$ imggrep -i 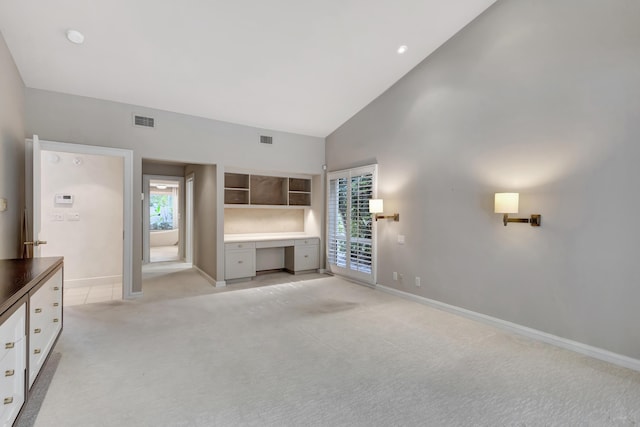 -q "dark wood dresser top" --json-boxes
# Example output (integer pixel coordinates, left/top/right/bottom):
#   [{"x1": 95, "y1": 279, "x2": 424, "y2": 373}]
[{"x1": 0, "y1": 257, "x2": 63, "y2": 313}]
